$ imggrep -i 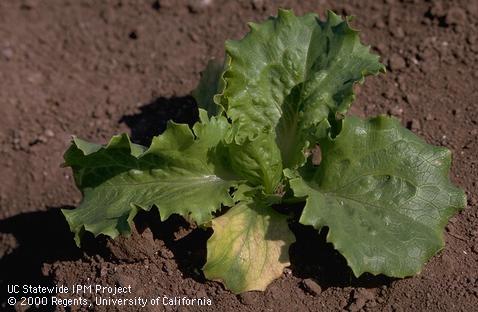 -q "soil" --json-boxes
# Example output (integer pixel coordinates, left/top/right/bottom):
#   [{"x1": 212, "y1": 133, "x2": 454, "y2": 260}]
[{"x1": 0, "y1": 0, "x2": 477, "y2": 311}]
